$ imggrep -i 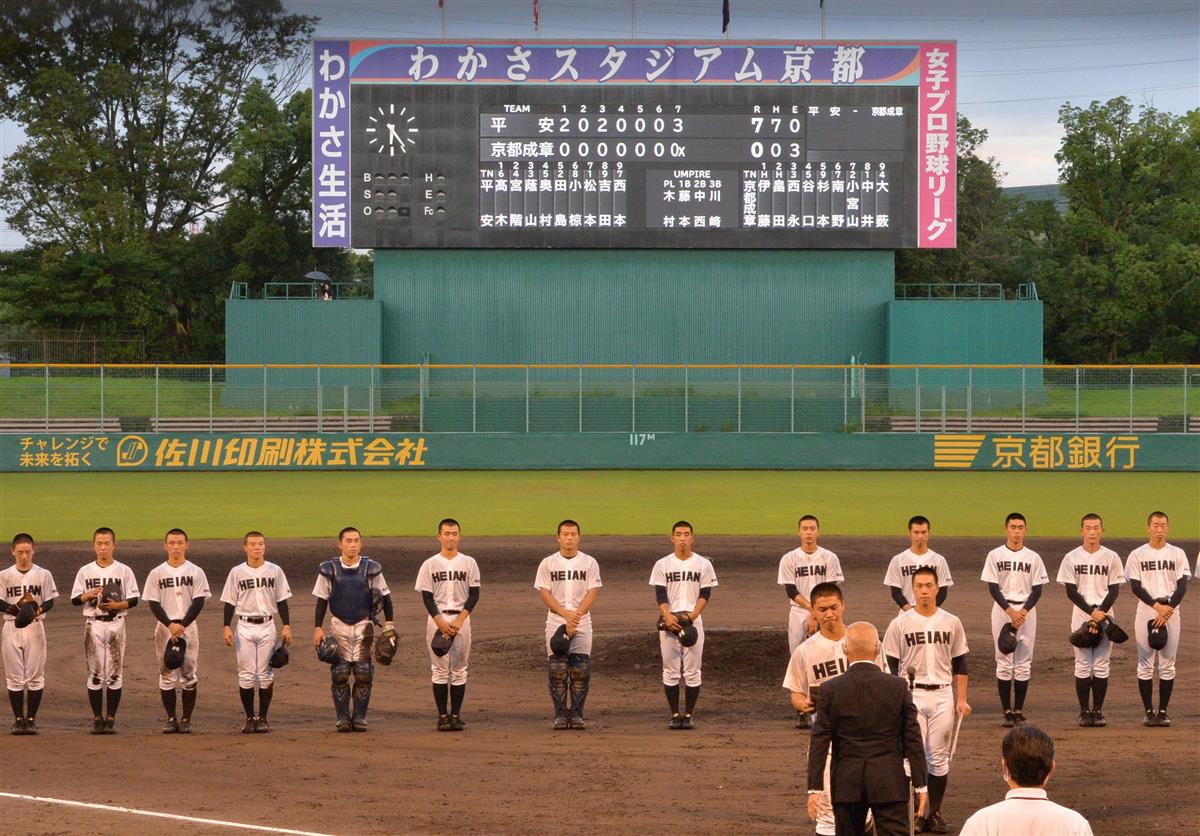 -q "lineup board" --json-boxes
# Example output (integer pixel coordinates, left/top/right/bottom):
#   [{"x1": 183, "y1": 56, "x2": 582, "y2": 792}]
[{"x1": 313, "y1": 41, "x2": 956, "y2": 249}]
